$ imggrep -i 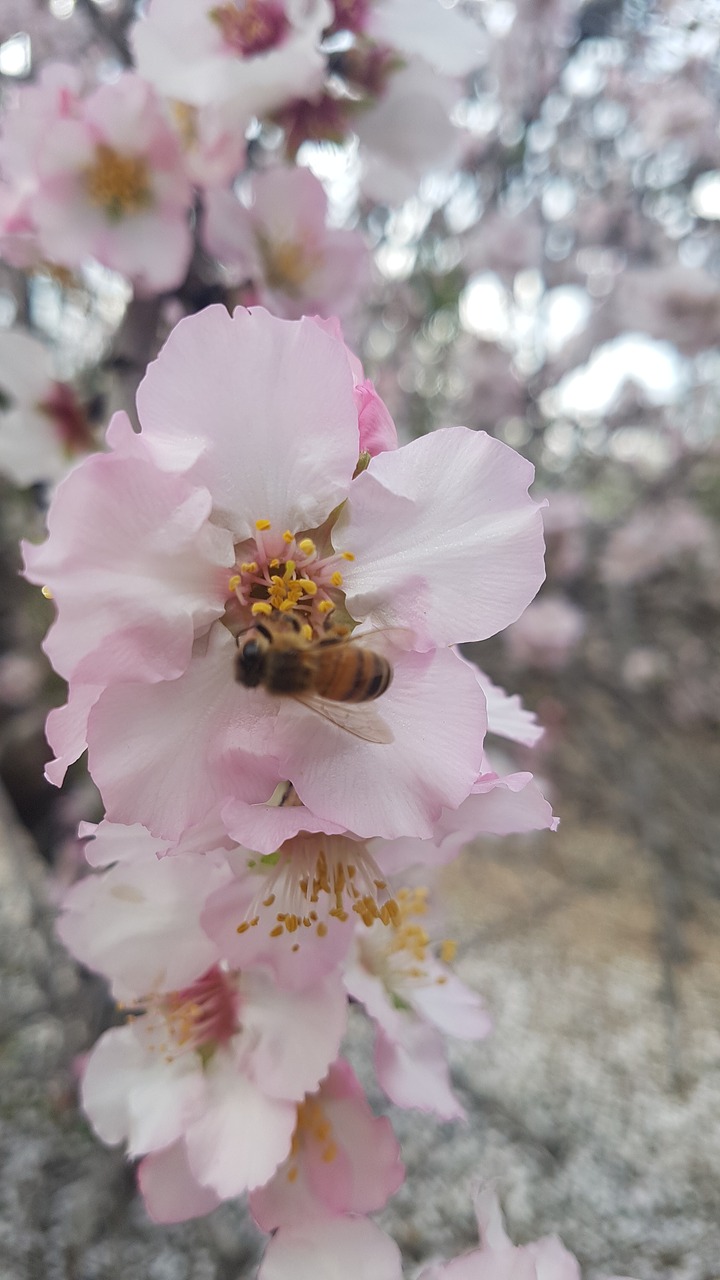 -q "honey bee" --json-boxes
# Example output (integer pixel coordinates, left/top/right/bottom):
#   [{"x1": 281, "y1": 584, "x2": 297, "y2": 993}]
[{"x1": 235, "y1": 612, "x2": 395, "y2": 744}]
